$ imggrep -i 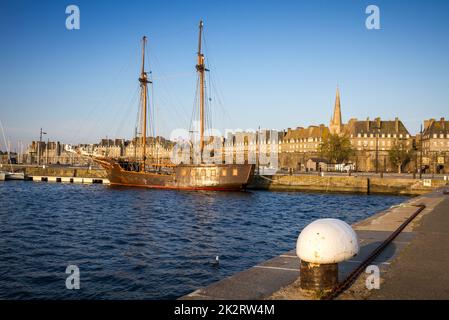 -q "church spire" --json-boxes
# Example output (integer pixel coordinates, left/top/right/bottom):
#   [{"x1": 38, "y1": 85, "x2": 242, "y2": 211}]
[{"x1": 330, "y1": 86, "x2": 343, "y2": 134}]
